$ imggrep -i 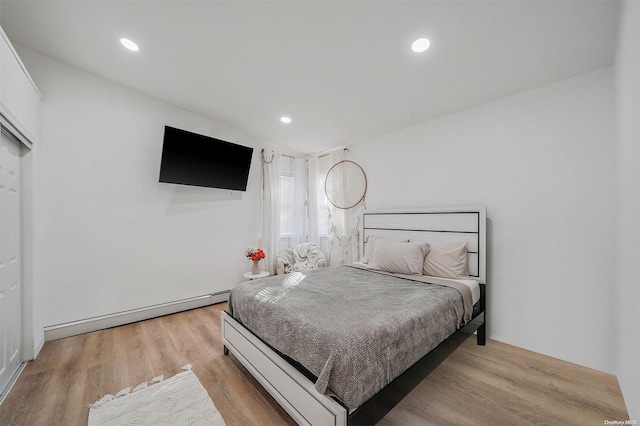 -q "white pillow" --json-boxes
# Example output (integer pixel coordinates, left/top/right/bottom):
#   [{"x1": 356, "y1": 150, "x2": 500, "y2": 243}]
[
  {"x1": 423, "y1": 242, "x2": 469, "y2": 278},
  {"x1": 369, "y1": 240, "x2": 430, "y2": 275},
  {"x1": 362, "y1": 236, "x2": 409, "y2": 264}
]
